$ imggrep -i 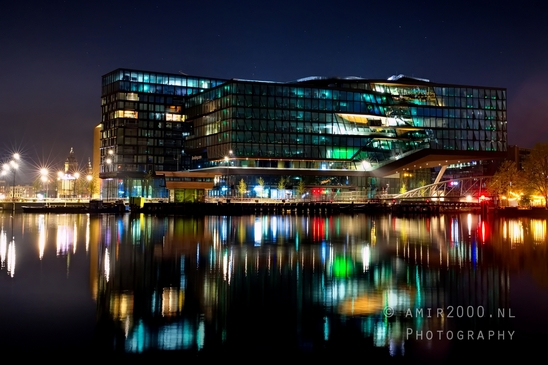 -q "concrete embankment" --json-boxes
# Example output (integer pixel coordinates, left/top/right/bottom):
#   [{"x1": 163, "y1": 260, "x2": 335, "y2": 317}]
[
  {"x1": 132, "y1": 201, "x2": 391, "y2": 215},
  {"x1": 130, "y1": 201, "x2": 449, "y2": 216}
]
